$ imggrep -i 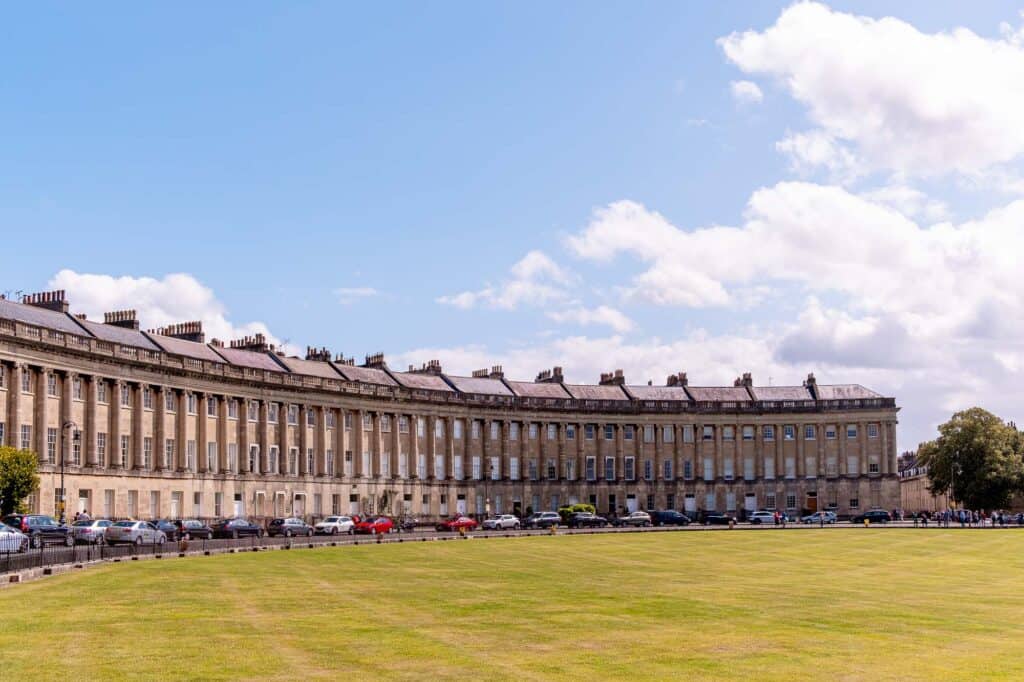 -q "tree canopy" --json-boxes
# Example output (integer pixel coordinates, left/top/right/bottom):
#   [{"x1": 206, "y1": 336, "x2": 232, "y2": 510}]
[
  {"x1": 0, "y1": 446, "x2": 40, "y2": 515},
  {"x1": 916, "y1": 407, "x2": 1024, "y2": 510}
]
